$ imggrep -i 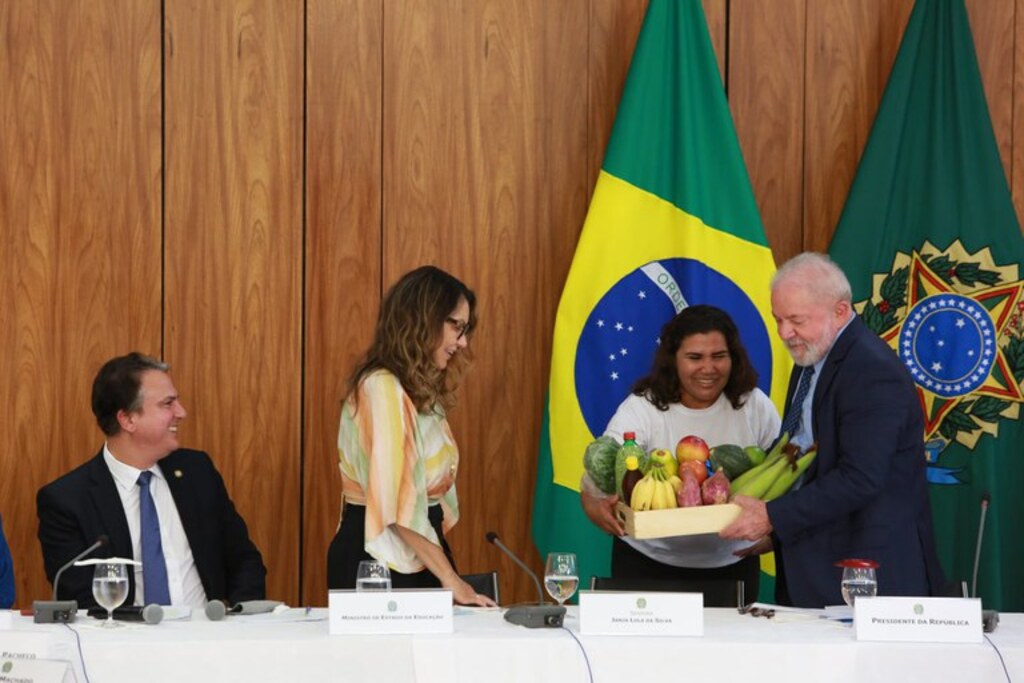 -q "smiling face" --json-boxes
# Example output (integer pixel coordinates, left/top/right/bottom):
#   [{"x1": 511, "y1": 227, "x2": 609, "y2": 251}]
[
  {"x1": 433, "y1": 296, "x2": 471, "y2": 370},
  {"x1": 674, "y1": 331, "x2": 731, "y2": 409},
  {"x1": 772, "y1": 278, "x2": 850, "y2": 366},
  {"x1": 117, "y1": 370, "x2": 187, "y2": 465}
]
